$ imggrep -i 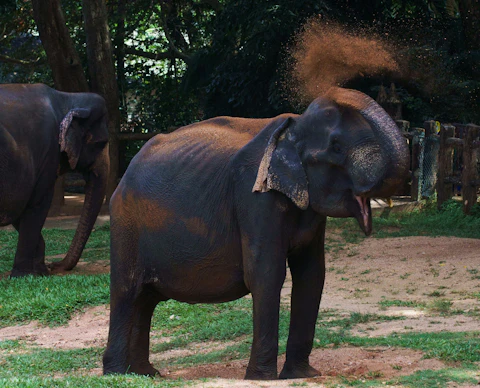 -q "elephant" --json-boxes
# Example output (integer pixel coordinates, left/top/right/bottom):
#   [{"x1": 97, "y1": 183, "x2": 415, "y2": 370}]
[
  {"x1": 0, "y1": 83, "x2": 109, "y2": 277},
  {"x1": 103, "y1": 87, "x2": 409, "y2": 379}
]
